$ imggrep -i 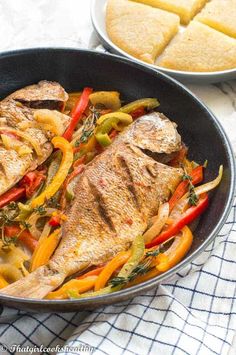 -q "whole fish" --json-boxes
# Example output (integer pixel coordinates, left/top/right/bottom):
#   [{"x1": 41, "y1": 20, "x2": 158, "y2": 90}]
[
  {"x1": 1, "y1": 112, "x2": 183, "y2": 299},
  {"x1": 0, "y1": 81, "x2": 69, "y2": 196}
]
